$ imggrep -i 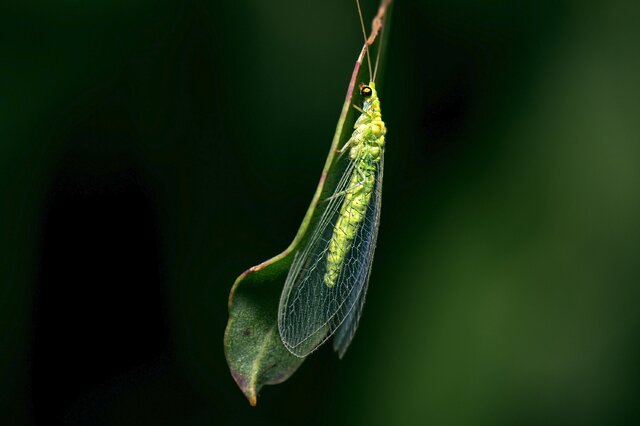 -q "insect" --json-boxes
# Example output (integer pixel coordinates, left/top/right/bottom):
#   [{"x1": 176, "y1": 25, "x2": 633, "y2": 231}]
[{"x1": 278, "y1": 0, "x2": 388, "y2": 358}]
